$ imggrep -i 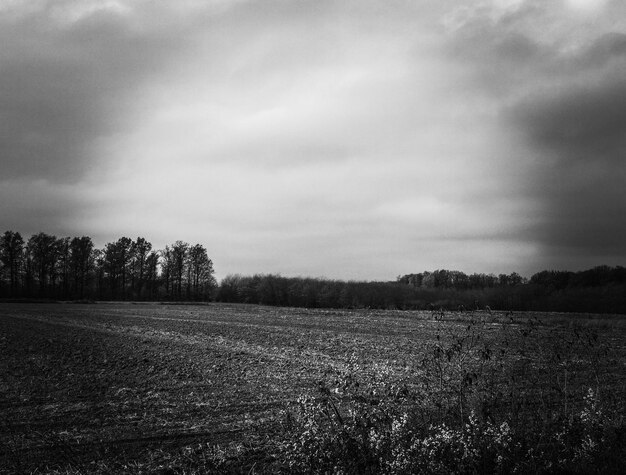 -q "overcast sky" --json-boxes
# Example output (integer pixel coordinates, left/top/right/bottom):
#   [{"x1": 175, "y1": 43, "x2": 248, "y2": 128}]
[{"x1": 1, "y1": 0, "x2": 625, "y2": 280}]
